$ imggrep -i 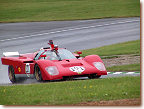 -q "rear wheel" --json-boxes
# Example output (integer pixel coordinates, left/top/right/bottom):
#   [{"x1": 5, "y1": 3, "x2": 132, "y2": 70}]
[
  {"x1": 34, "y1": 64, "x2": 43, "y2": 81},
  {"x1": 88, "y1": 74, "x2": 101, "y2": 79},
  {"x1": 8, "y1": 66, "x2": 16, "y2": 83}
]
